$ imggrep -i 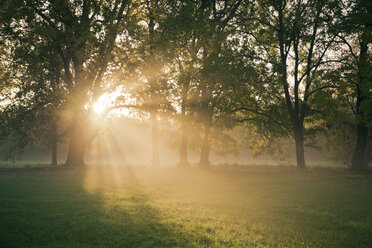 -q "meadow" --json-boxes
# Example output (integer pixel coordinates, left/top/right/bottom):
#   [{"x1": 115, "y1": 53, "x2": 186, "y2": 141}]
[{"x1": 1, "y1": 165, "x2": 372, "y2": 248}]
